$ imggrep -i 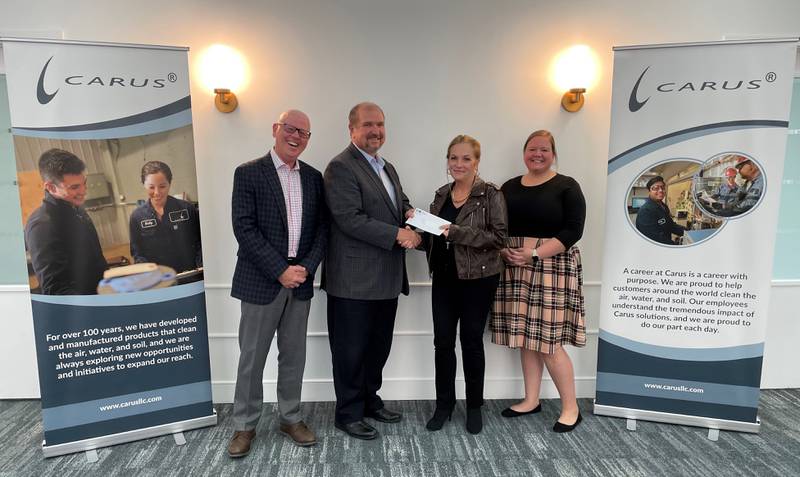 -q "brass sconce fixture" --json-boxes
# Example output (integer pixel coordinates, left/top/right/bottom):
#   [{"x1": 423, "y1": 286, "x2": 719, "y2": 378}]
[
  {"x1": 214, "y1": 88, "x2": 238, "y2": 113},
  {"x1": 551, "y1": 45, "x2": 599, "y2": 113},
  {"x1": 561, "y1": 88, "x2": 586, "y2": 113},
  {"x1": 198, "y1": 44, "x2": 248, "y2": 114}
]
